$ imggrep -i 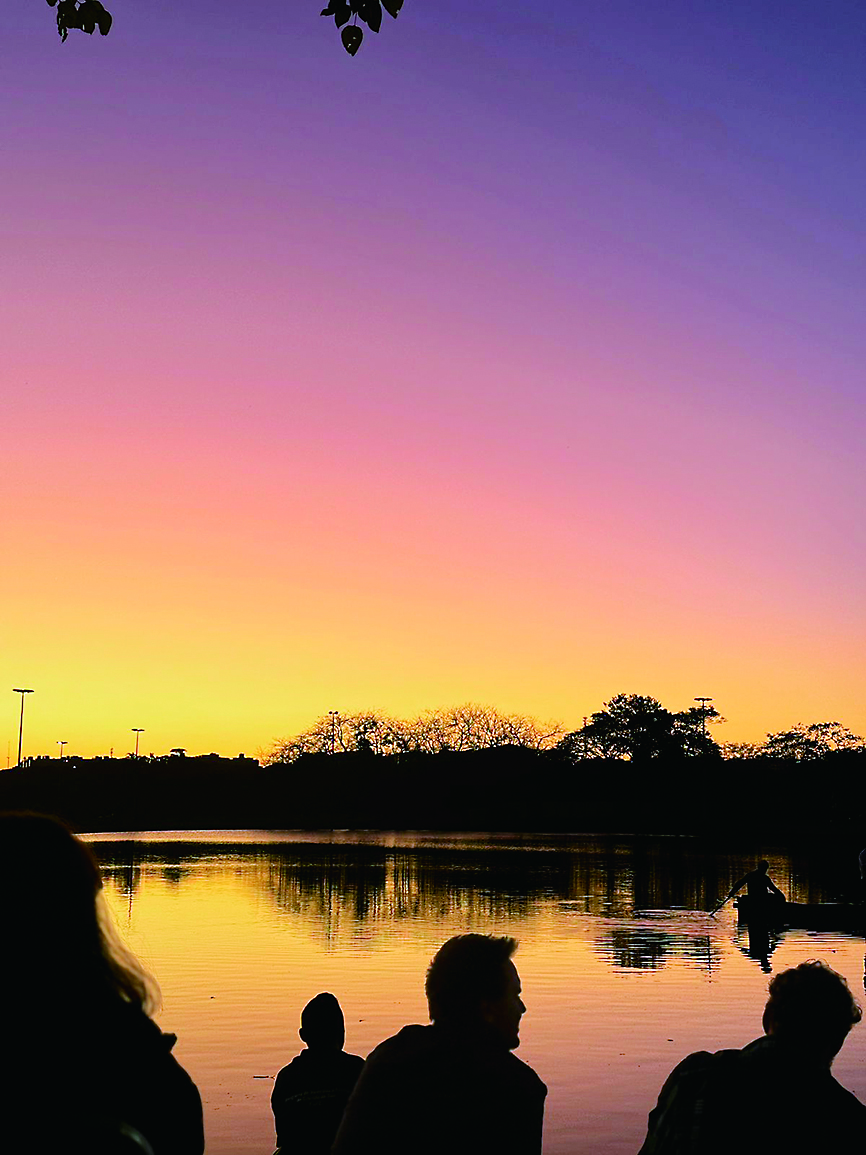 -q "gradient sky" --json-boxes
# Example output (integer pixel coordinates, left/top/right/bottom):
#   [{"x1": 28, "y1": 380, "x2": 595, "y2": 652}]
[{"x1": 3, "y1": 0, "x2": 865, "y2": 758}]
